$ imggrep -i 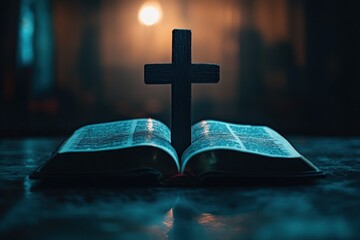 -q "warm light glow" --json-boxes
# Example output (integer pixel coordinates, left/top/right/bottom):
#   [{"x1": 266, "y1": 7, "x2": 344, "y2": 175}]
[
  {"x1": 162, "y1": 208, "x2": 174, "y2": 228},
  {"x1": 197, "y1": 213, "x2": 225, "y2": 229},
  {"x1": 138, "y1": 1, "x2": 162, "y2": 26},
  {"x1": 201, "y1": 120, "x2": 210, "y2": 136},
  {"x1": 147, "y1": 118, "x2": 154, "y2": 132}
]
